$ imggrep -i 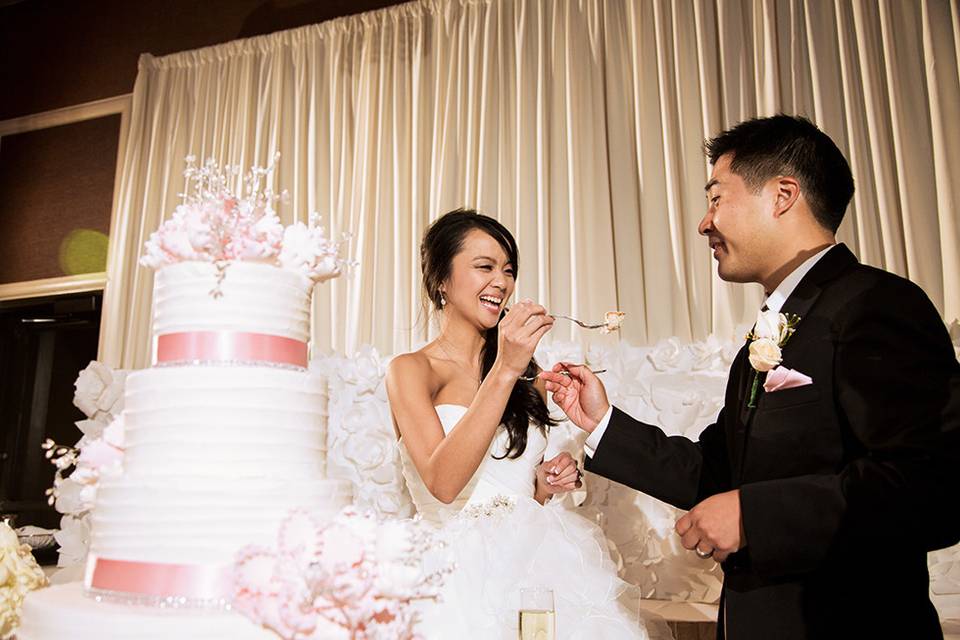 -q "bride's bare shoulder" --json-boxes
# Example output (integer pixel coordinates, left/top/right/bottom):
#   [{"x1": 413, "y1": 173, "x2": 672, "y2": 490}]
[{"x1": 386, "y1": 348, "x2": 441, "y2": 397}]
